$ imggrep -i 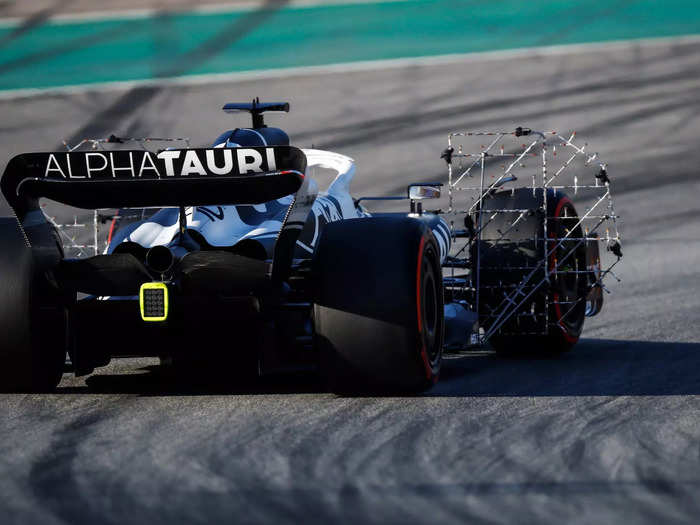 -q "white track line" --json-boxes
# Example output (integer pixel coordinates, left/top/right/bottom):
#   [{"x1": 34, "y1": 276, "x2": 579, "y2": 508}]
[{"x1": 1, "y1": 33, "x2": 699, "y2": 101}]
